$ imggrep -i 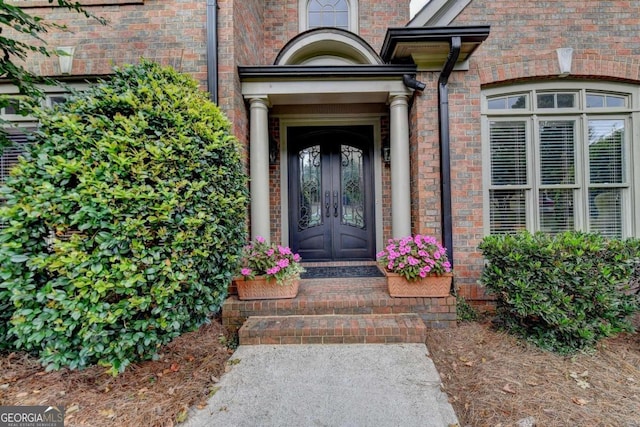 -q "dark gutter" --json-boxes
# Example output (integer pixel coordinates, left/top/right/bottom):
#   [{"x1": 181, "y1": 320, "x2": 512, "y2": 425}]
[
  {"x1": 438, "y1": 36, "x2": 461, "y2": 266},
  {"x1": 239, "y1": 64, "x2": 417, "y2": 80},
  {"x1": 206, "y1": 0, "x2": 218, "y2": 104}
]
